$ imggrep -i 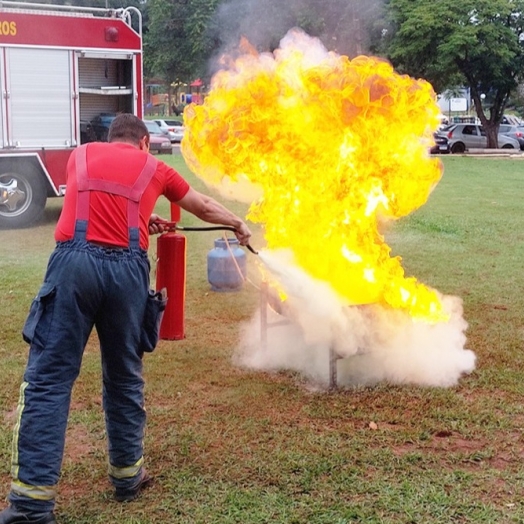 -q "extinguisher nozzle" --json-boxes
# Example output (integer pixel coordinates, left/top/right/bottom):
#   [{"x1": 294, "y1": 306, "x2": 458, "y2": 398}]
[{"x1": 246, "y1": 244, "x2": 258, "y2": 255}]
